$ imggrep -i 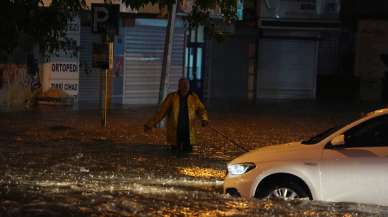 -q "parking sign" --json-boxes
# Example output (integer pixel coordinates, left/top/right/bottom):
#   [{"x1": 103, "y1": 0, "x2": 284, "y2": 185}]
[{"x1": 92, "y1": 4, "x2": 119, "y2": 35}]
